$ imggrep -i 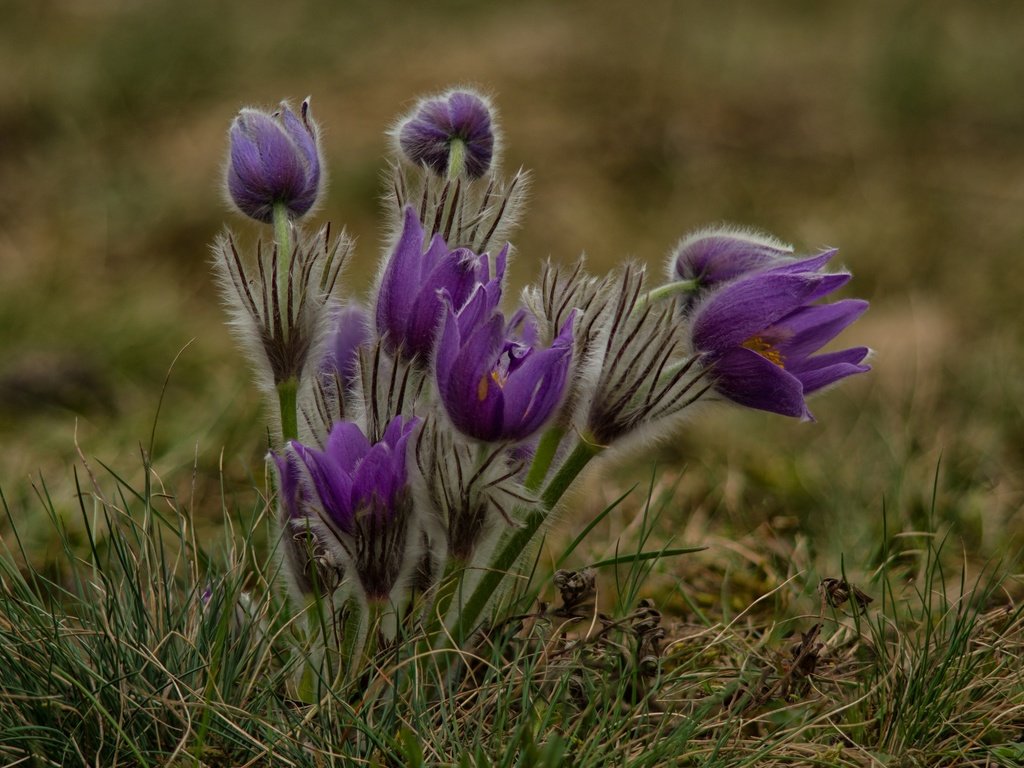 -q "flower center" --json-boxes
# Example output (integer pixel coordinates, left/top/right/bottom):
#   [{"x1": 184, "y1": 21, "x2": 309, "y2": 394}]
[{"x1": 742, "y1": 335, "x2": 785, "y2": 367}]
